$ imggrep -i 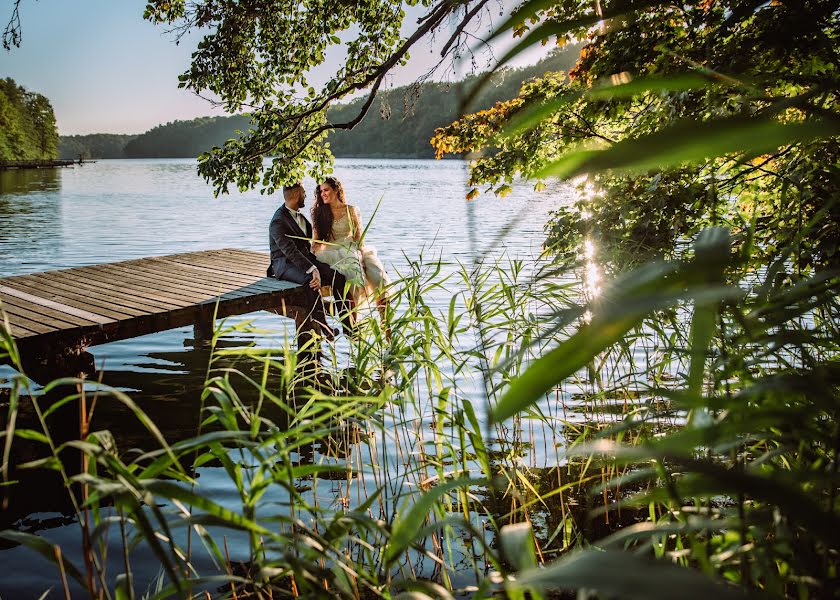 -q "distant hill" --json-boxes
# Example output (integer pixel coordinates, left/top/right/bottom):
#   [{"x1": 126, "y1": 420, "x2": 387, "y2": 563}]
[
  {"x1": 123, "y1": 115, "x2": 251, "y2": 158},
  {"x1": 58, "y1": 46, "x2": 582, "y2": 160},
  {"x1": 327, "y1": 46, "x2": 583, "y2": 158},
  {"x1": 59, "y1": 134, "x2": 137, "y2": 159}
]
